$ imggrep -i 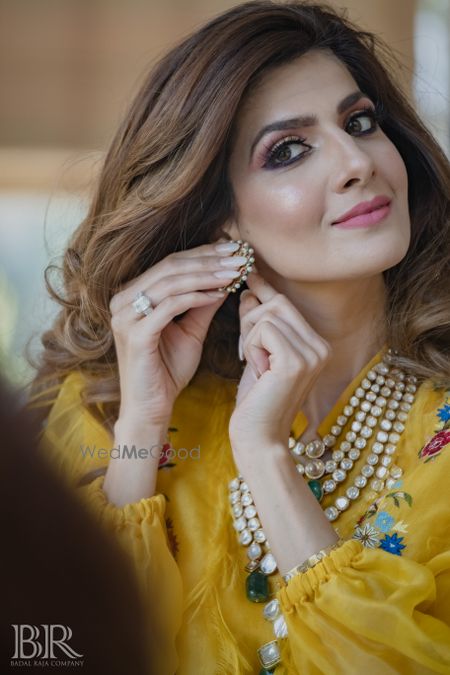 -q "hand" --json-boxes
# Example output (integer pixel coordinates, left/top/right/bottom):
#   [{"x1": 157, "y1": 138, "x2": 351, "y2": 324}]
[
  {"x1": 229, "y1": 270, "x2": 331, "y2": 455},
  {"x1": 109, "y1": 239, "x2": 245, "y2": 426}
]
